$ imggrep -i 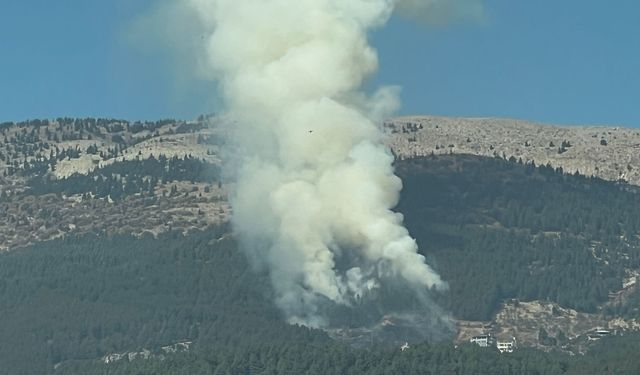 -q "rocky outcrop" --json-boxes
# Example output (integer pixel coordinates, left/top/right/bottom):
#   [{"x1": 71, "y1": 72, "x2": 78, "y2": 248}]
[{"x1": 386, "y1": 116, "x2": 640, "y2": 186}]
